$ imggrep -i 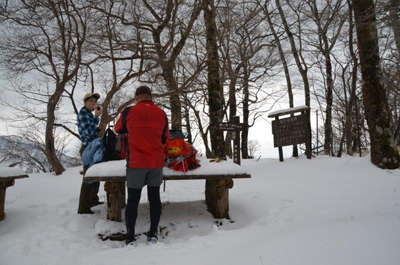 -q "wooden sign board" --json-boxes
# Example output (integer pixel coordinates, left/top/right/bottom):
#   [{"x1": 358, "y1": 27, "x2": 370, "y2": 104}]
[
  {"x1": 268, "y1": 106, "x2": 312, "y2": 161},
  {"x1": 272, "y1": 115, "x2": 308, "y2": 147}
]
